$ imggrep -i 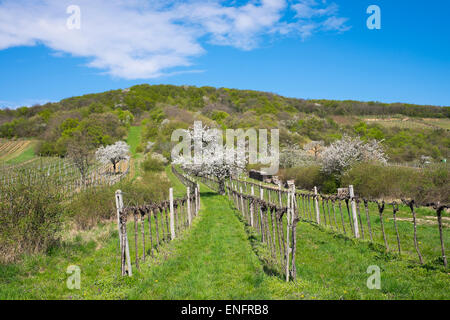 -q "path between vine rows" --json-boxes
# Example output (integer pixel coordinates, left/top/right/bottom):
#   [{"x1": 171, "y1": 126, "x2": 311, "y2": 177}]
[
  {"x1": 127, "y1": 182, "x2": 450, "y2": 300},
  {"x1": 129, "y1": 187, "x2": 277, "y2": 299}
]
